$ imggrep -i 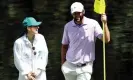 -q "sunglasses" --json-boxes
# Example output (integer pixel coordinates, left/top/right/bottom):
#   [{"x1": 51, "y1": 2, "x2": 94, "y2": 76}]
[{"x1": 32, "y1": 47, "x2": 36, "y2": 55}]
